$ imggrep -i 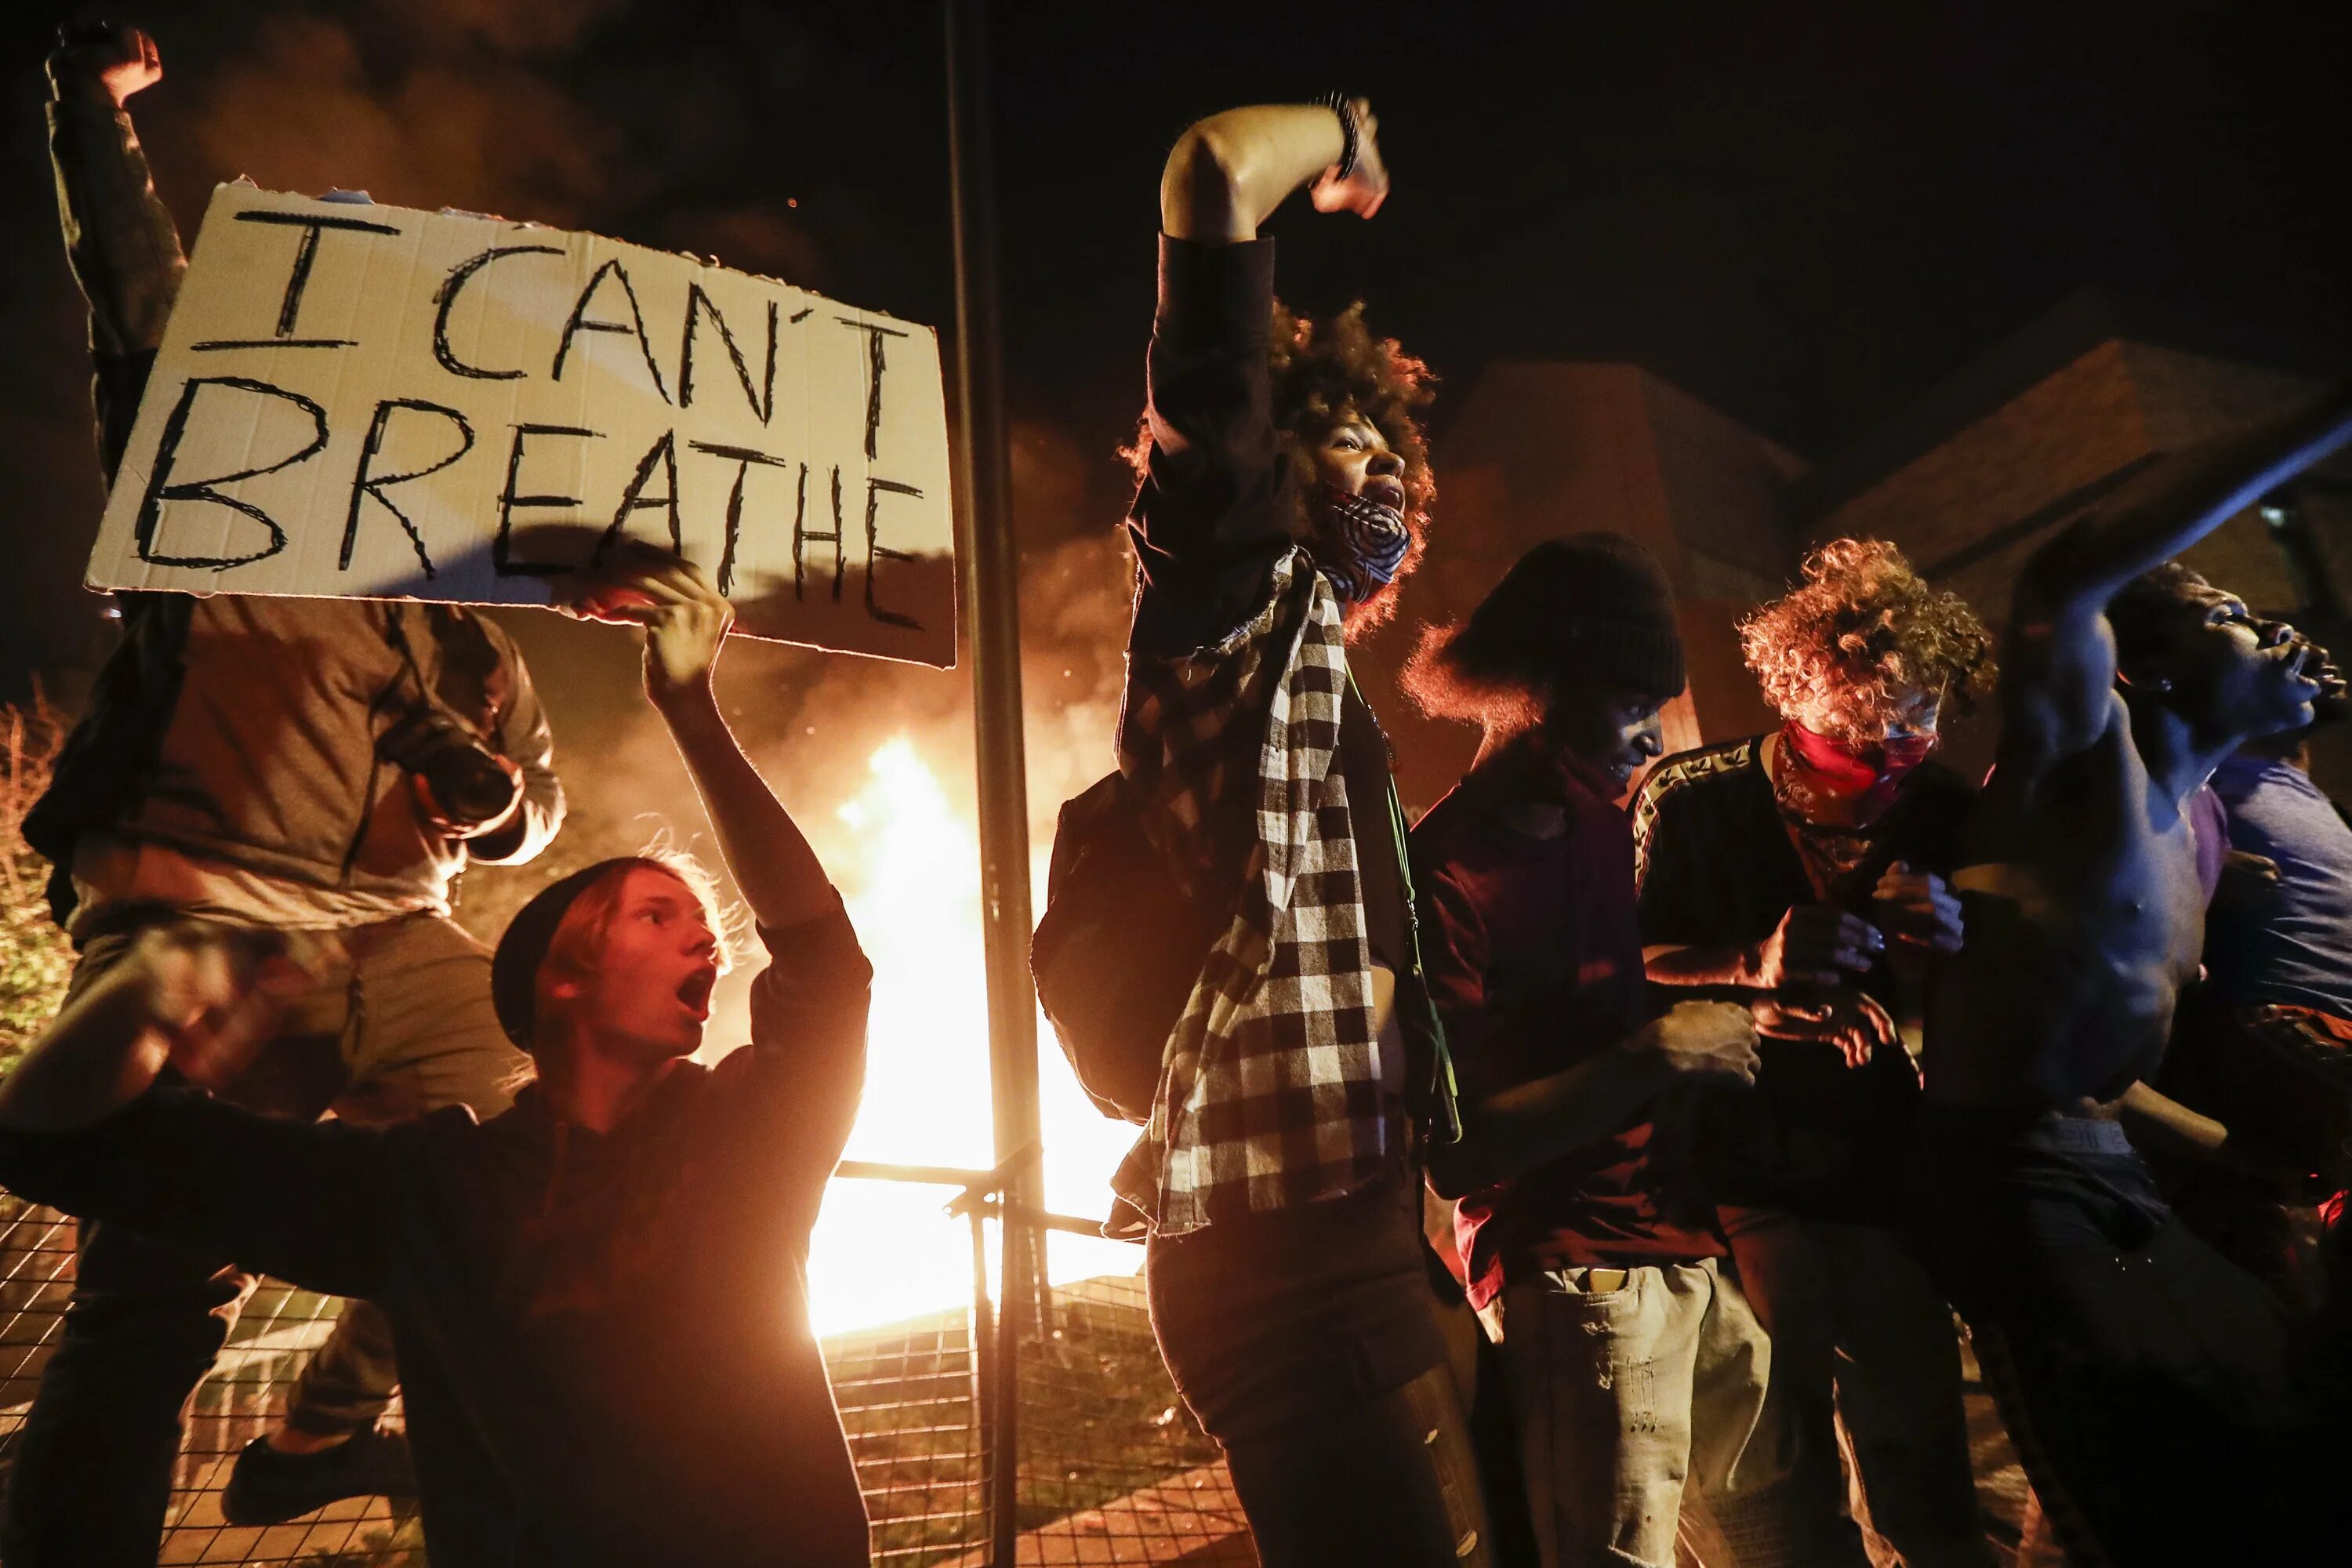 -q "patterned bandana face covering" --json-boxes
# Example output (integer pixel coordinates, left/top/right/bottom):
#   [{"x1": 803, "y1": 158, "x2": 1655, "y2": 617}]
[
  {"x1": 1776, "y1": 719, "x2": 1937, "y2": 829},
  {"x1": 1316, "y1": 486, "x2": 1411, "y2": 604}
]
